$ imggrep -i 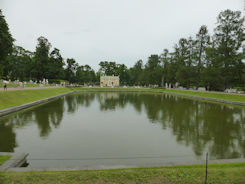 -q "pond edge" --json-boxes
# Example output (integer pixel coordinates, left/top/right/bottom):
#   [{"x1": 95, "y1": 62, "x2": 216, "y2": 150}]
[
  {"x1": 1, "y1": 89, "x2": 245, "y2": 118},
  {"x1": 5, "y1": 158, "x2": 245, "y2": 172},
  {"x1": 0, "y1": 91, "x2": 73, "y2": 117},
  {"x1": 76, "y1": 90, "x2": 245, "y2": 106}
]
